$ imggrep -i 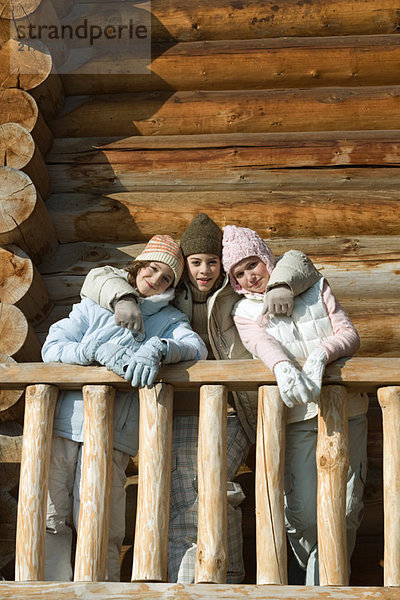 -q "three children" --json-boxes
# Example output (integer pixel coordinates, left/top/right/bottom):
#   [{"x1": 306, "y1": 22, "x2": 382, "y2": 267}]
[{"x1": 79, "y1": 213, "x2": 322, "y2": 583}]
